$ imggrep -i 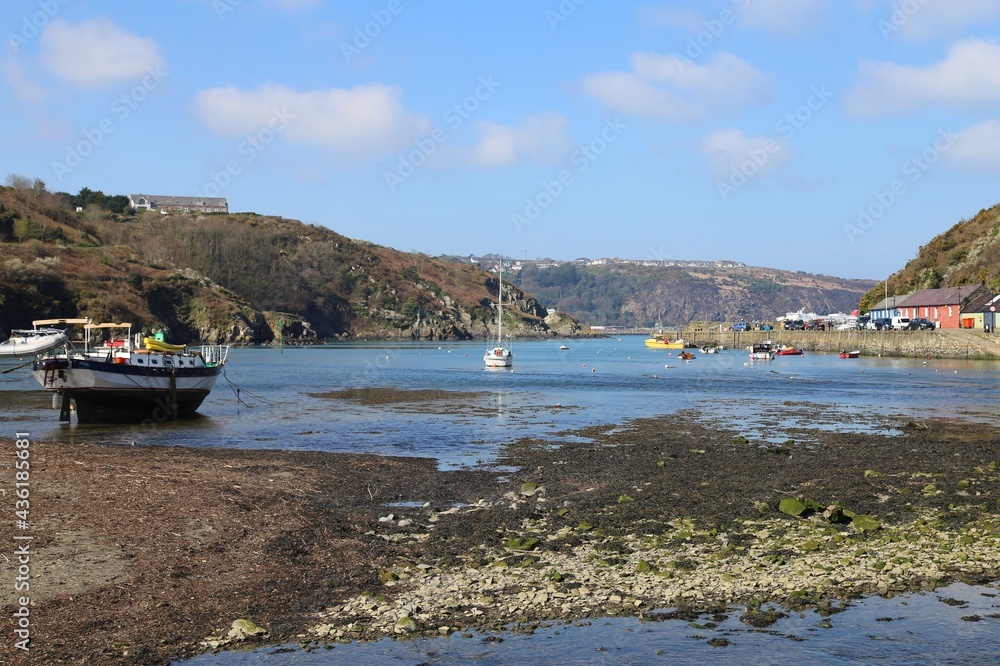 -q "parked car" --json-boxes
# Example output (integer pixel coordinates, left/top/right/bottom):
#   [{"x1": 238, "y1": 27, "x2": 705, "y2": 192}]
[
  {"x1": 891, "y1": 316, "x2": 911, "y2": 329},
  {"x1": 908, "y1": 317, "x2": 935, "y2": 330},
  {"x1": 856, "y1": 315, "x2": 871, "y2": 330},
  {"x1": 783, "y1": 319, "x2": 805, "y2": 330},
  {"x1": 805, "y1": 319, "x2": 826, "y2": 330},
  {"x1": 870, "y1": 317, "x2": 892, "y2": 330},
  {"x1": 729, "y1": 321, "x2": 748, "y2": 331}
]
